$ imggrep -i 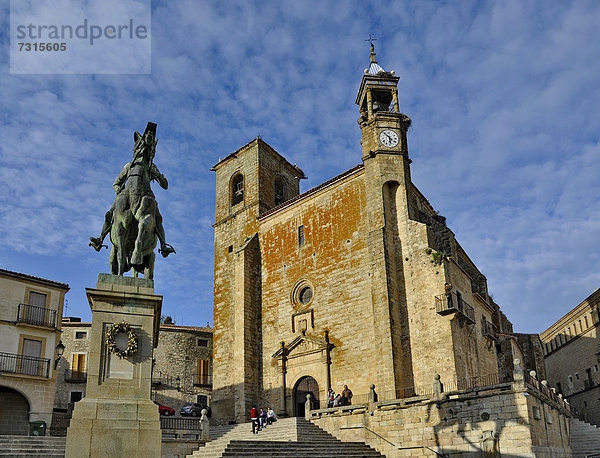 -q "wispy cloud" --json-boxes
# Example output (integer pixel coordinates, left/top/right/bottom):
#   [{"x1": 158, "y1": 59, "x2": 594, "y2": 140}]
[{"x1": 0, "y1": 0, "x2": 598, "y2": 332}]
